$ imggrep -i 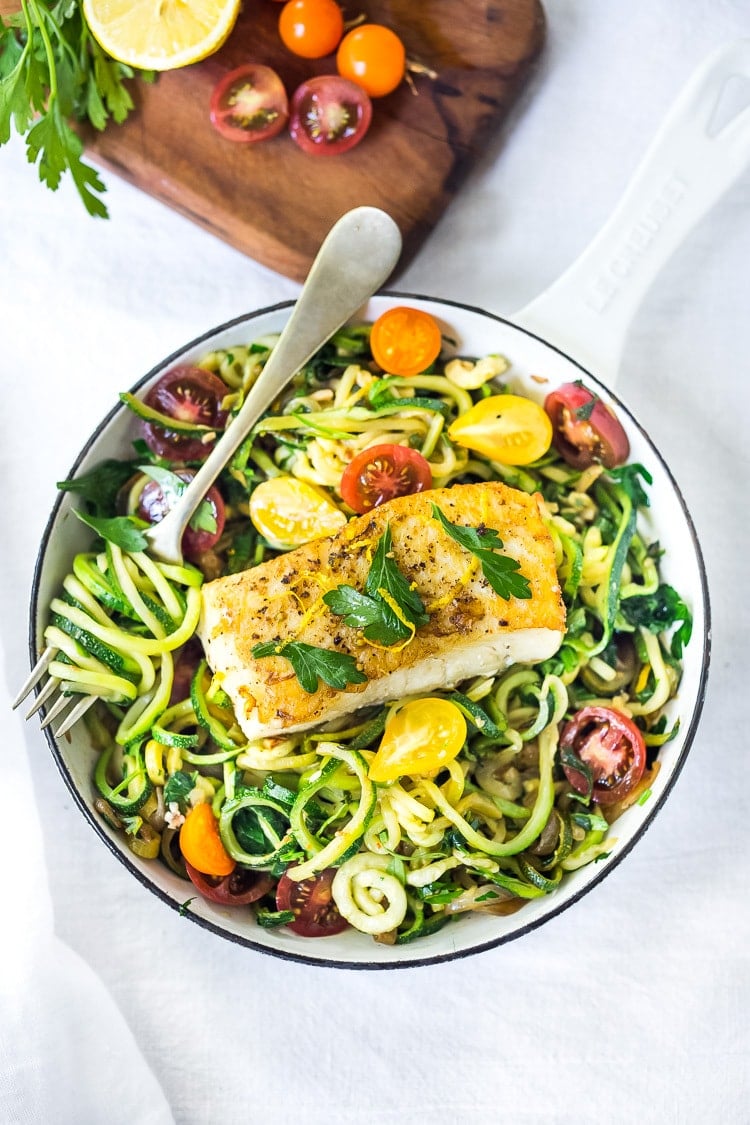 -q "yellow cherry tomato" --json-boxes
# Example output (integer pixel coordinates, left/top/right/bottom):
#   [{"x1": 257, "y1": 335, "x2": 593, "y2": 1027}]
[
  {"x1": 249, "y1": 477, "x2": 347, "y2": 550},
  {"x1": 447, "y1": 393, "x2": 553, "y2": 466},
  {"x1": 368, "y1": 698, "x2": 467, "y2": 783},
  {"x1": 179, "y1": 802, "x2": 235, "y2": 877},
  {"x1": 369, "y1": 306, "x2": 443, "y2": 377}
]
